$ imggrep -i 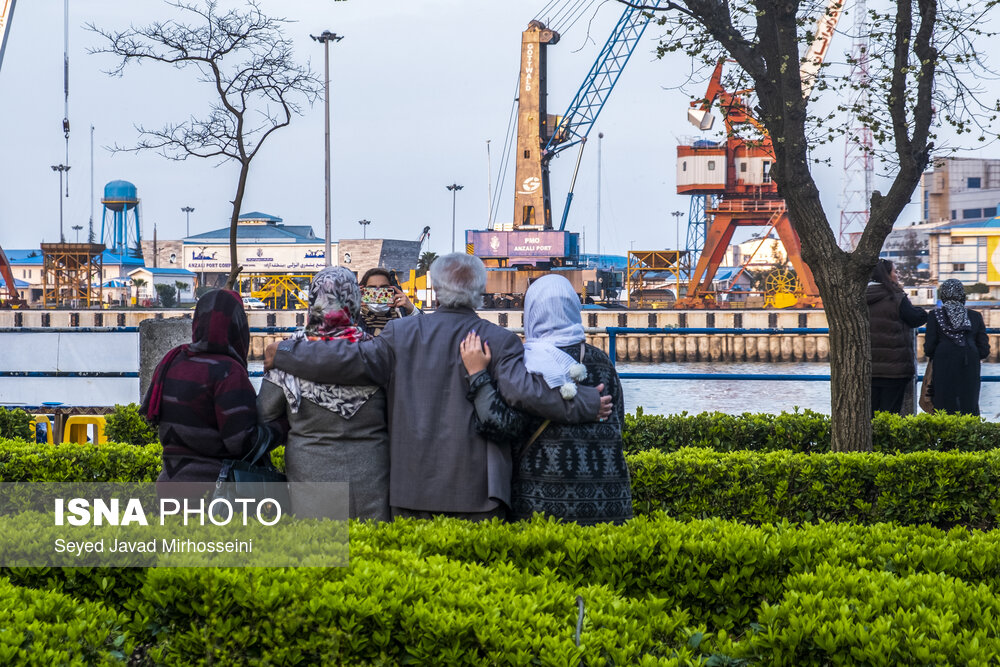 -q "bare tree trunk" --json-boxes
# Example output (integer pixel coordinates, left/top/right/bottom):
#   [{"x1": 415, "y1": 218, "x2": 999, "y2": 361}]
[{"x1": 224, "y1": 161, "x2": 252, "y2": 290}]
